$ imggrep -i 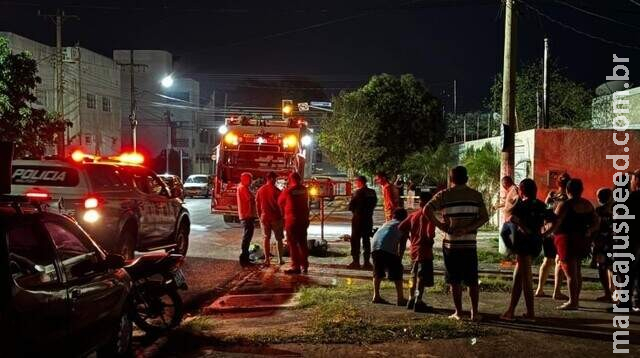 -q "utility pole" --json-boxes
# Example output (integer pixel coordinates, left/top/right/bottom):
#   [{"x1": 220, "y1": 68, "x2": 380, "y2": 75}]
[
  {"x1": 536, "y1": 90, "x2": 541, "y2": 128},
  {"x1": 543, "y1": 37, "x2": 550, "y2": 128},
  {"x1": 39, "y1": 9, "x2": 77, "y2": 156},
  {"x1": 453, "y1": 79, "x2": 457, "y2": 132},
  {"x1": 77, "y1": 45, "x2": 82, "y2": 146},
  {"x1": 165, "y1": 110, "x2": 172, "y2": 174},
  {"x1": 116, "y1": 51, "x2": 147, "y2": 152},
  {"x1": 500, "y1": 0, "x2": 517, "y2": 180},
  {"x1": 463, "y1": 117, "x2": 467, "y2": 142}
]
